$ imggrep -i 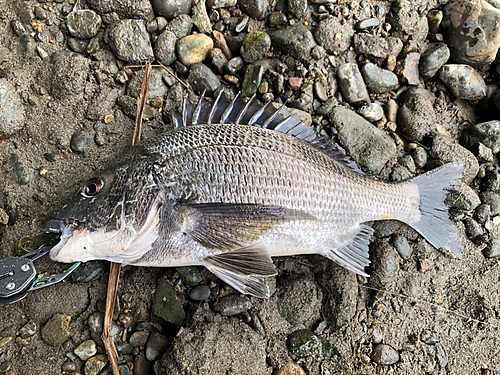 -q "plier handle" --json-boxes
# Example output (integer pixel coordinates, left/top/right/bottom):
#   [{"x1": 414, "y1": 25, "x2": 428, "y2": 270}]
[{"x1": 0, "y1": 246, "x2": 80, "y2": 305}]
